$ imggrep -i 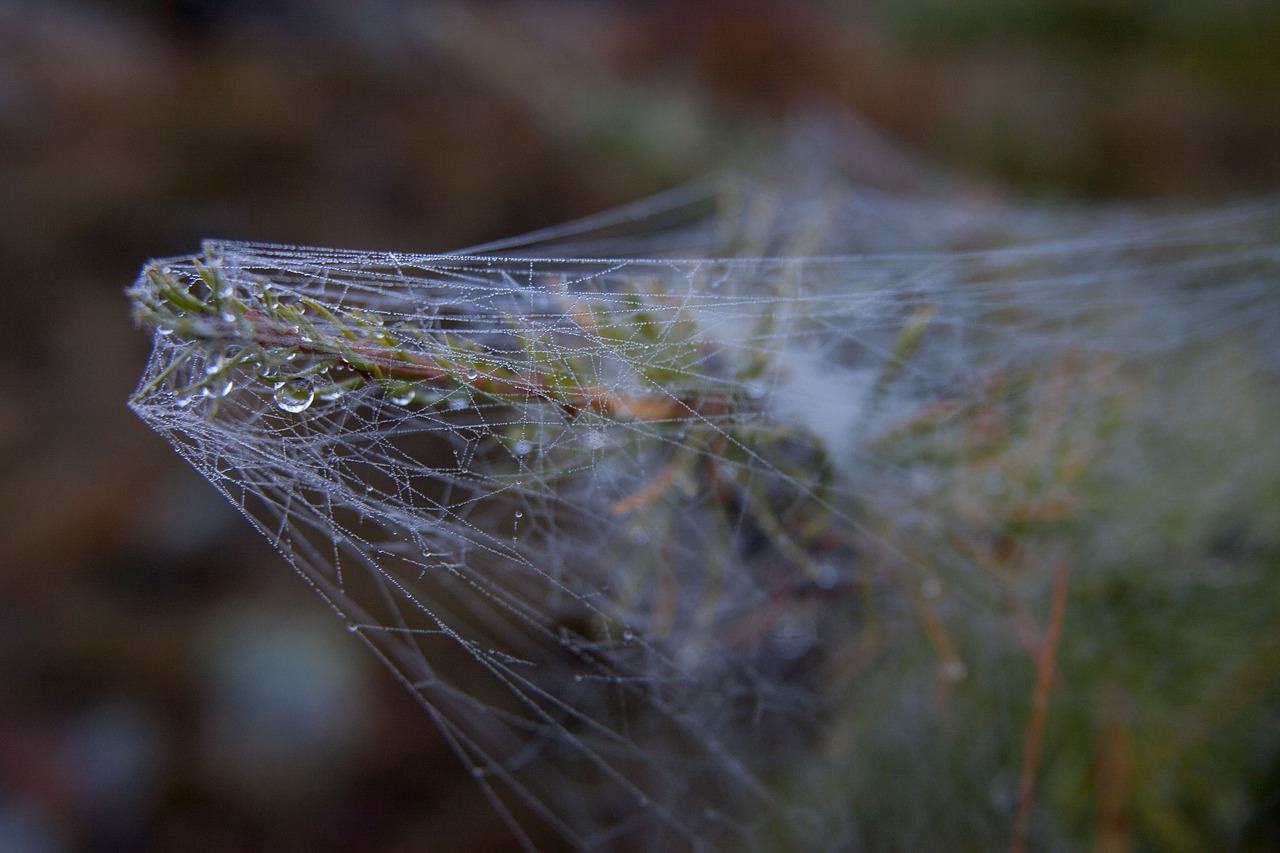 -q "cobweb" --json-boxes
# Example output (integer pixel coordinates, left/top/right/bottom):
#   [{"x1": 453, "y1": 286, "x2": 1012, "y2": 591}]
[{"x1": 128, "y1": 163, "x2": 1280, "y2": 851}]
